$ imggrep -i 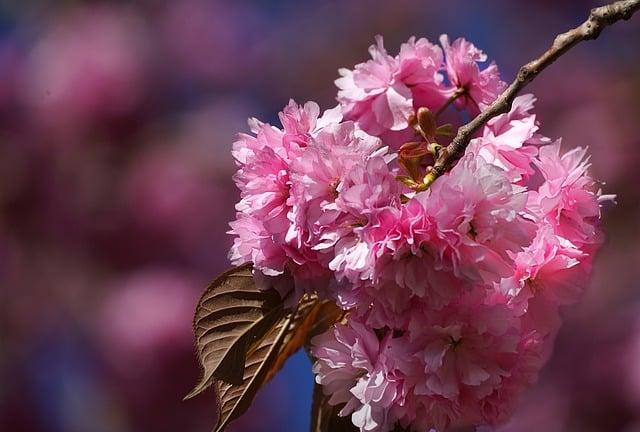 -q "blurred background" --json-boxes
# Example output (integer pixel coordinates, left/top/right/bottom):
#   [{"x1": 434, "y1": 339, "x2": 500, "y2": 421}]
[{"x1": 0, "y1": 1, "x2": 639, "y2": 431}]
